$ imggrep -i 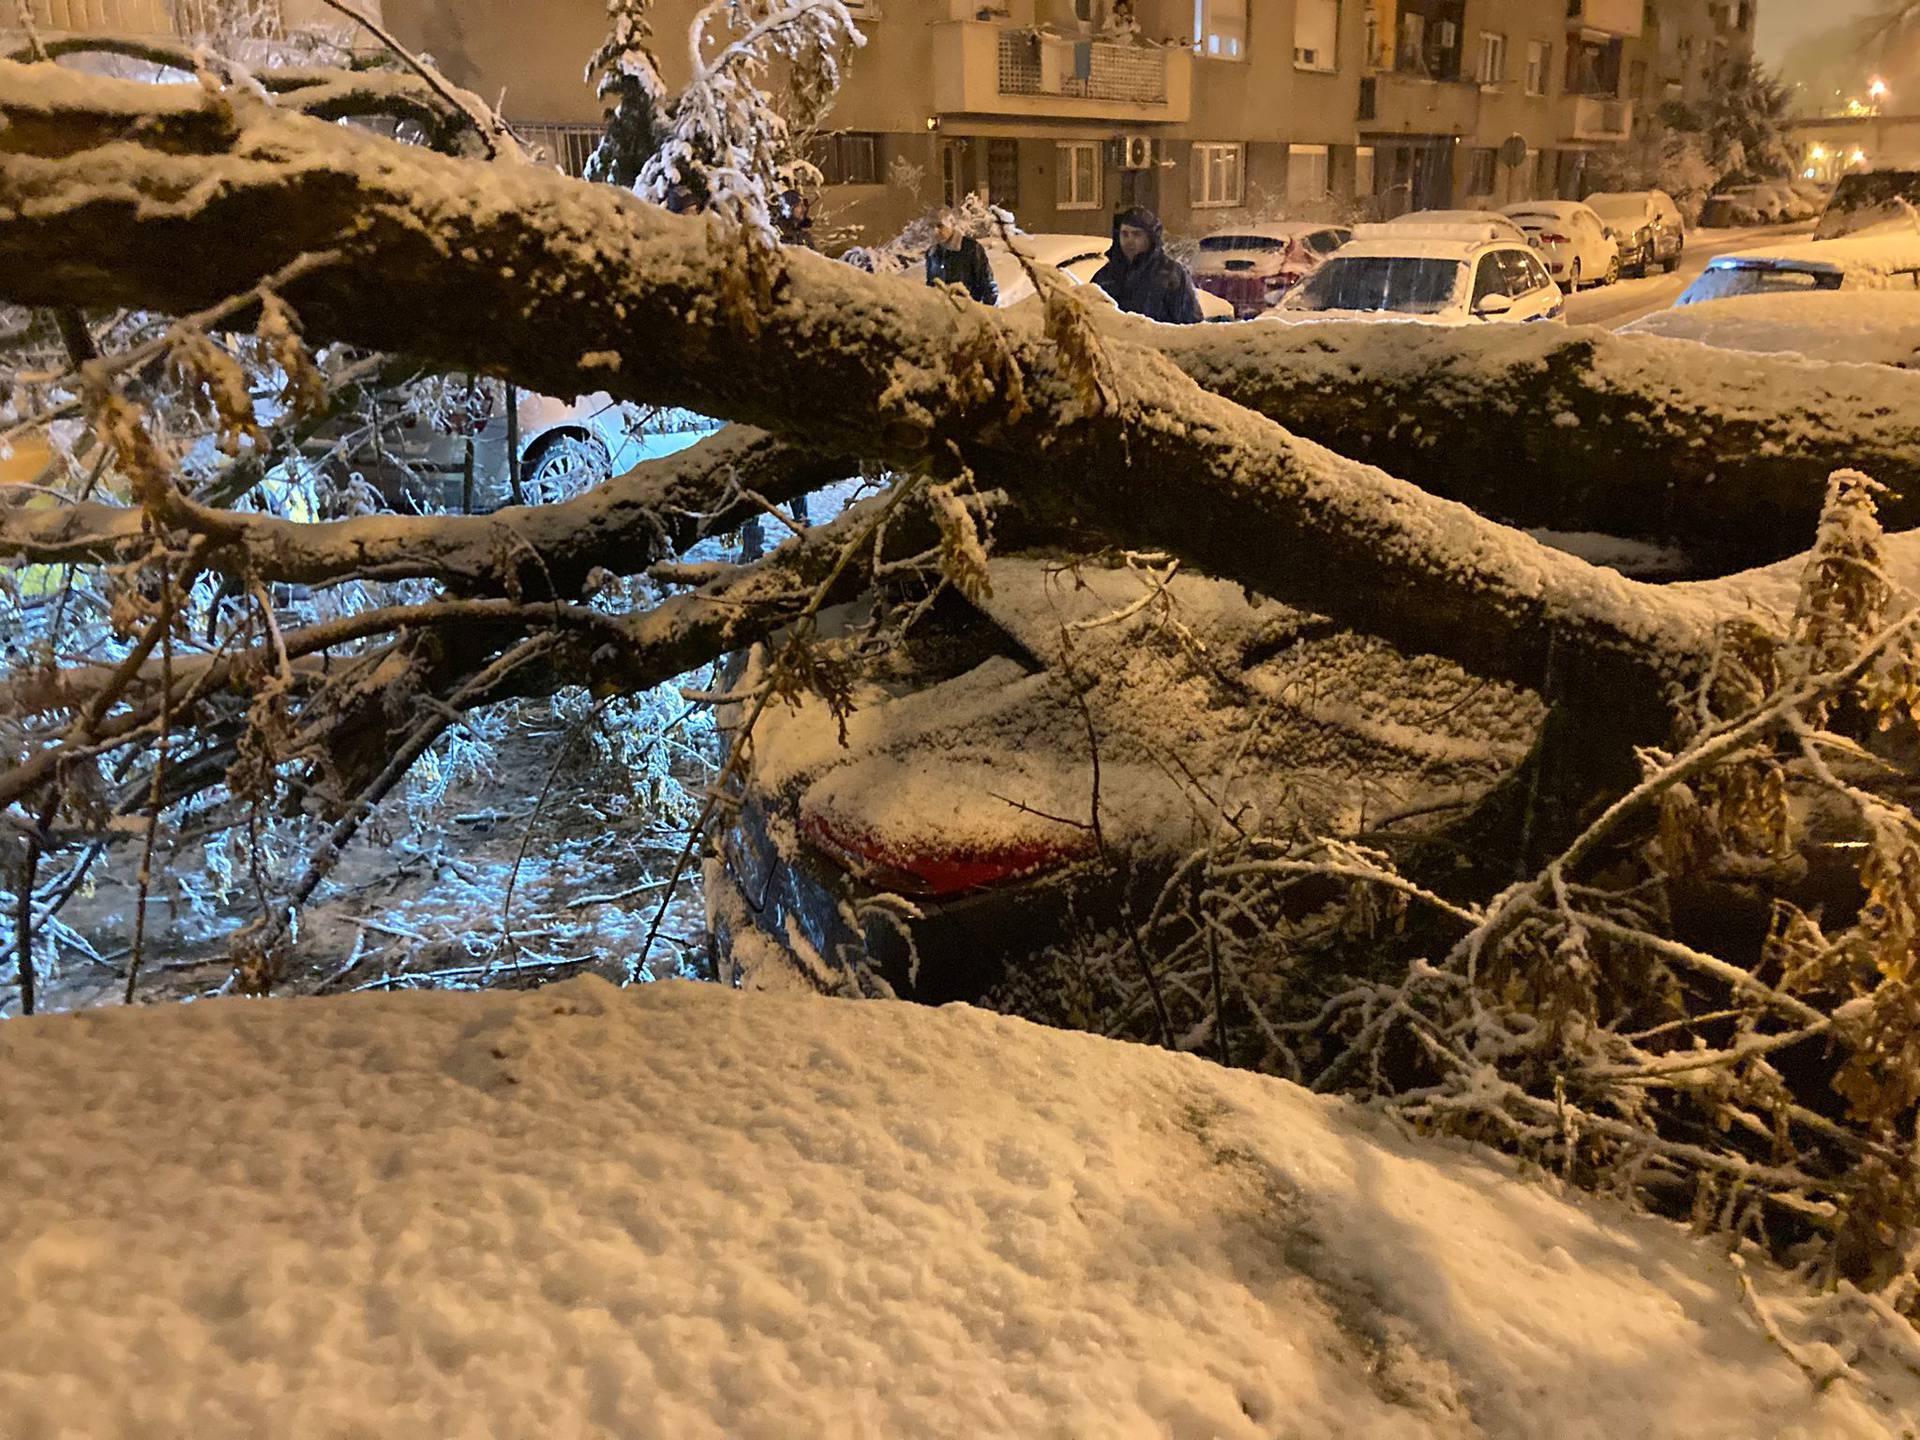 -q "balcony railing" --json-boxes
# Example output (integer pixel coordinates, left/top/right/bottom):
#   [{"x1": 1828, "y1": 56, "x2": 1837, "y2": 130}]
[
  {"x1": 22, "y1": 0, "x2": 173, "y2": 31},
  {"x1": 514, "y1": 122, "x2": 601, "y2": 178},
  {"x1": 995, "y1": 29, "x2": 1167, "y2": 106},
  {"x1": 1563, "y1": 95, "x2": 1633, "y2": 141},
  {"x1": 933, "y1": 22, "x2": 1190, "y2": 123},
  {"x1": 1359, "y1": 68, "x2": 1482, "y2": 135}
]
